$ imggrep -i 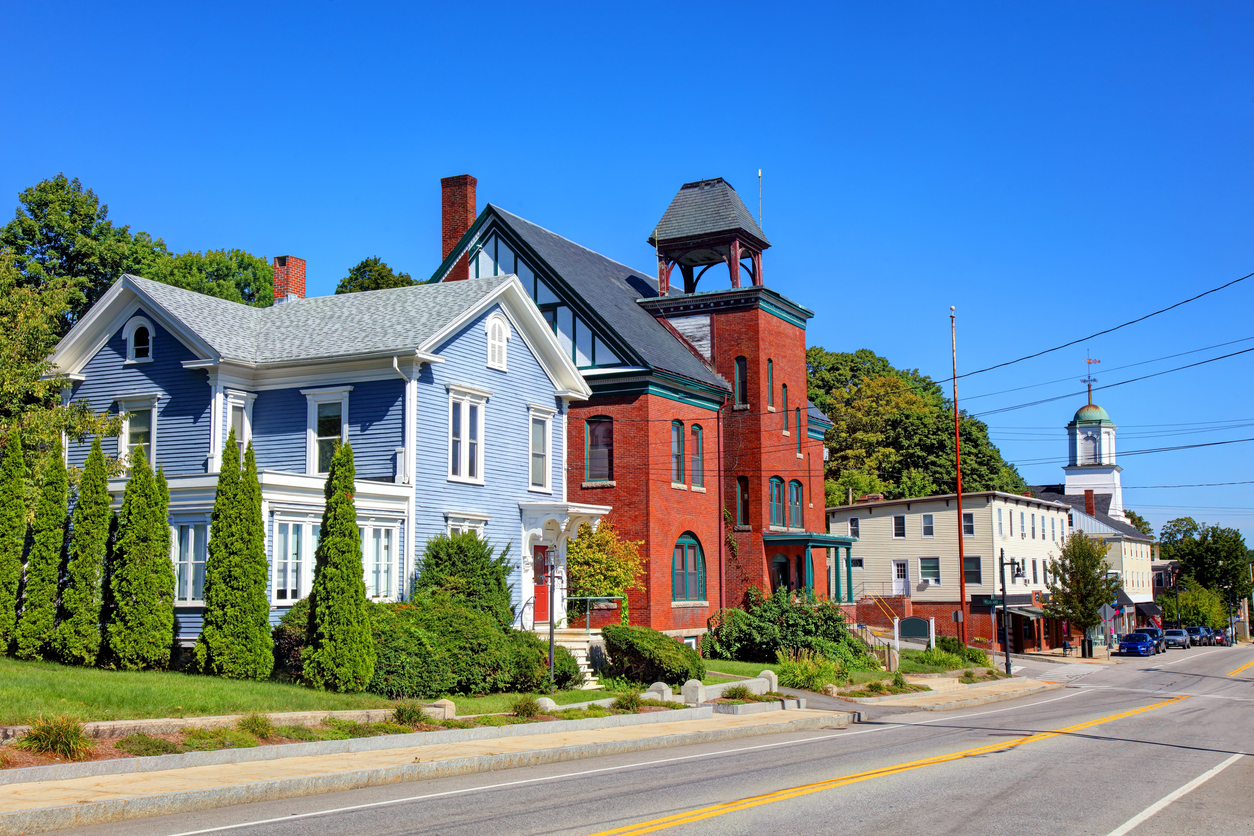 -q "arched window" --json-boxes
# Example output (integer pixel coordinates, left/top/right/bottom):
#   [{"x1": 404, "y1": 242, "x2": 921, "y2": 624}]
[
  {"x1": 771, "y1": 554, "x2": 789, "y2": 592},
  {"x1": 782, "y1": 384, "x2": 789, "y2": 431},
  {"x1": 124, "y1": 316, "x2": 155, "y2": 363},
  {"x1": 736, "y1": 476, "x2": 750, "y2": 525},
  {"x1": 1081, "y1": 435, "x2": 1097, "y2": 464},
  {"x1": 734, "y1": 357, "x2": 748, "y2": 405},
  {"x1": 670, "y1": 420, "x2": 684, "y2": 484},
  {"x1": 690, "y1": 424, "x2": 703, "y2": 488},
  {"x1": 485, "y1": 313, "x2": 510, "y2": 370},
  {"x1": 586, "y1": 416, "x2": 613, "y2": 482},
  {"x1": 672, "y1": 533, "x2": 706, "y2": 601},
  {"x1": 769, "y1": 476, "x2": 785, "y2": 527},
  {"x1": 788, "y1": 480, "x2": 803, "y2": 527},
  {"x1": 767, "y1": 359, "x2": 774, "y2": 408}
]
